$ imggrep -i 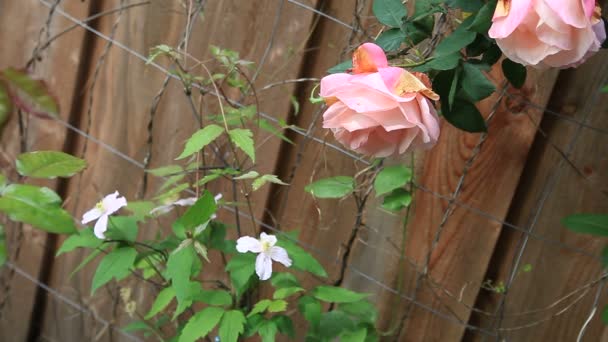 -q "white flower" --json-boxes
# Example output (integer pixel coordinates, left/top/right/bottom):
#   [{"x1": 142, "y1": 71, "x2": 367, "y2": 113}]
[
  {"x1": 81, "y1": 191, "x2": 127, "y2": 239},
  {"x1": 236, "y1": 232, "x2": 292, "y2": 280}
]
